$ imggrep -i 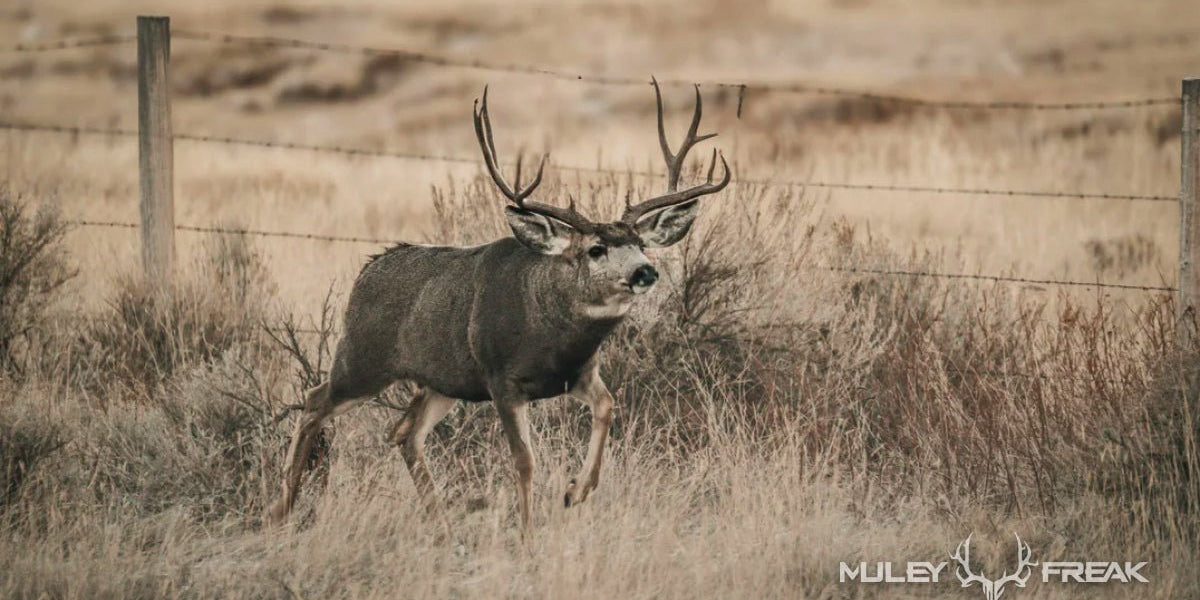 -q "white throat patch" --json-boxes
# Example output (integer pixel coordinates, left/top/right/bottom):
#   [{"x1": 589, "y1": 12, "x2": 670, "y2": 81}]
[{"x1": 581, "y1": 295, "x2": 632, "y2": 319}]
